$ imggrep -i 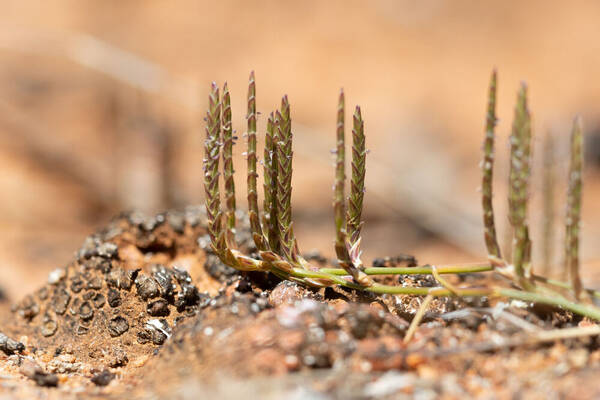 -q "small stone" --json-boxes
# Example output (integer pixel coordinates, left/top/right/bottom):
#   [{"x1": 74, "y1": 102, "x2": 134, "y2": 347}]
[
  {"x1": 152, "y1": 265, "x2": 174, "y2": 298},
  {"x1": 284, "y1": 354, "x2": 300, "y2": 371},
  {"x1": 109, "y1": 349, "x2": 128, "y2": 367},
  {"x1": 167, "y1": 212, "x2": 185, "y2": 233},
  {"x1": 82, "y1": 290, "x2": 95, "y2": 301},
  {"x1": 128, "y1": 269, "x2": 140, "y2": 285},
  {"x1": 347, "y1": 308, "x2": 378, "y2": 339},
  {"x1": 20, "y1": 358, "x2": 58, "y2": 387},
  {"x1": 269, "y1": 281, "x2": 306, "y2": 307},
  {"x1": 107, "y1": 289, "x2": 121, "y2": 307},
  {"x1": 47, "y1": 268, "x2": 66, "y2": 285},
  {"x1": 106, "y1": 268, "x2": 134, "y2": 290},
  {"x1": 146, "y1": 319, "x2": 171, "y2": 345},
  {"x1": 184, "y1": 206, "x2": 204, "y2": 227},
  {"x1": 87, "y1": 276, "x2": 103, "y2": 290},
  {"x1": 142, "y1": 215, "x2": 161, "y2": 231},
  {"x1": 97, "y1": 242, "x2": 118, "y2": 259},
  {"x1": 37, "y1": 287, "x2": 49, "y2": 300},
  {"x1": 86, "y1": 257, "x2": 112, "y2": 273},
  {"x1": 47, "y1": 354, "x2": 81, "y2": 374},
  {"x1": 16, "y1": 295, "x2": 39, "y2": 320},
  {"x1": 41, "y1": 320, "x2": 58, "y2": 337},
  {"x1": 91, "y1": 370, "x2": 115, "y2": 386},
  {"x1": 137, "y1": 330, "x2": 151, "y2": 344},
  {"x1": 175, "y1": 284, "x2": 199, "y2": 308},
  {"x1": 70, "y1": 275, "x2": 84, "y2": 293},
  {"x1": 79, "y1": 301, "x2": 94, "y2": 321},
  {"x1": 78, "y1": 237, "x2": 98, "y2": 260},
  {"x1": 568, "y1": 348, "x2": 589, "y2": 368},
  {"x1": 69, "y1": 297, "x2": 82, "y2": 316},
  {"x1": 93, "y1": 293, "x2": 106, "y2": 308},
  {"x1": 147, "y1": 299, "x2": 170, "y2": 316},
  {"x1": 135, "y1": 275, "x2": 159, "y2": 300},
  {"x1": 76, "y1": 325, "x2": 89, "y2": 335},
  {"x1": 235, "y1": 278, "x2": 253, "y2": 293},
  {"x1": 108, "y1": 316, "x2": 129, "y2": 337},
  {"x1": 0, "y1": 332, "x2": 25, "y2": 354},
  {"x1": 51, "y1": 288, "x2": 71, "y2": 315},
  {"x1": 172, "y1": 267, "x2": 192, "y2": 284}
]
